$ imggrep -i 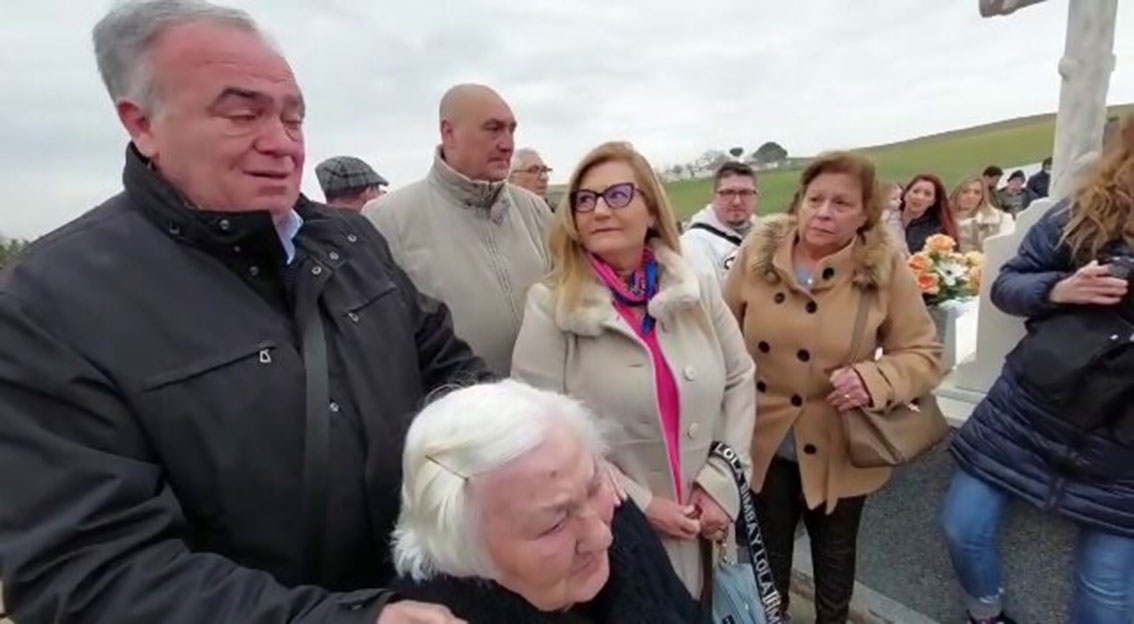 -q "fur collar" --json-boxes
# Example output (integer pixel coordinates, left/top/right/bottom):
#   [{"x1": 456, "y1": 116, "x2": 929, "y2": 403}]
[
  {"x1": 746, "y1": 214, "x2": 897, "y2": 289},
  {"x1": 555, "y1": 241, "x2": 701, "y2": 337}
]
